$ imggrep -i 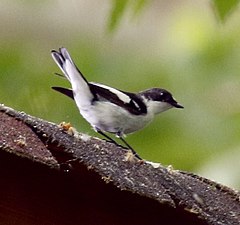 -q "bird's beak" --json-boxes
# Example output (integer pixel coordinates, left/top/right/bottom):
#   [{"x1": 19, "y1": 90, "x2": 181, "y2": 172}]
[
  {"x1": 173, "y1": 102, "x2": 184, "y2": 108},
  {"x1": 170, "y1": 99, "x2": 184, "y2": 109}
]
